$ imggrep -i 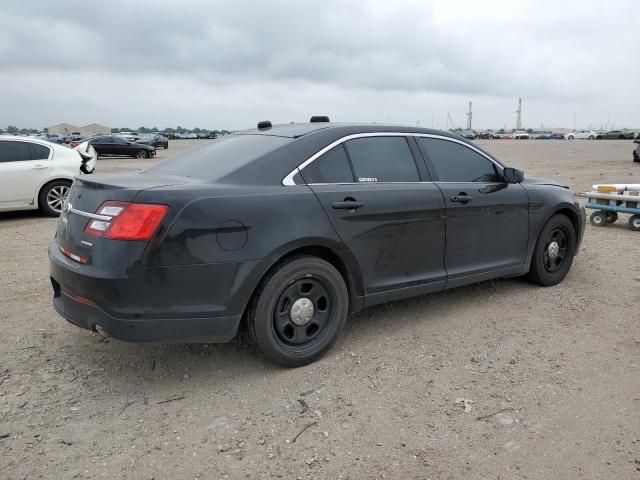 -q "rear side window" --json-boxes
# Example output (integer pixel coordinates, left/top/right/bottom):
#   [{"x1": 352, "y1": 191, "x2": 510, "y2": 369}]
[
  {"x1": 92, "y1": 136, "x2": 112, "y2": 144},
  {"x1": 417, "y1": 138, "x2": 499, "y2": 182},
  {"x1": 150, "y1": 134, "x2": 291, "y2": 180},
  {"x1": 302, "y1": 145, "x2": 354, "y2": 184},
  {"x1": 345, "y1": 137, "x2": 419, "y2": 183},
  {"x1": 29, "y1": 143, "x2": 51, "y2": 160},
  {"x1": 0, "y1": 141, "x2": 31, "y2": 162}
]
